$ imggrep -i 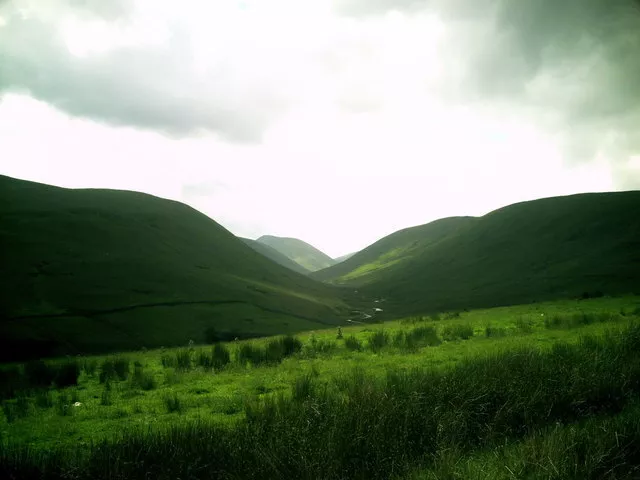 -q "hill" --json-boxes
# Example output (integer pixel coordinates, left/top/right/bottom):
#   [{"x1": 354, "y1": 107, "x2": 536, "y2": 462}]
[
  {"x1": 0, "y1": 175, "x2": 350, "y2": 361},
  {"x1": 313, "y1": 192, "x2": 640, "y2": 315},
  {"x1": 334, "y1": 252, "x2": 356, "y2": 263},
  {"x1": 256, "y1": 235, "x2": 336, "y2": 272},
  {"x1": 312, "y1": 217, "x2": 476, "y2": 284},
  {"x1": 240, "y1": 237, "x2": 311, "y2": 275}
]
